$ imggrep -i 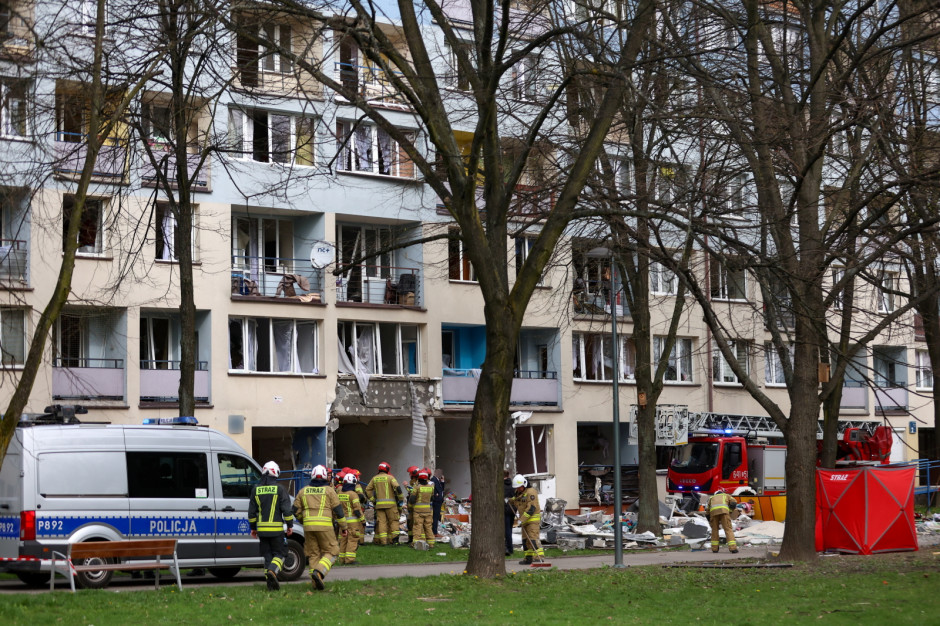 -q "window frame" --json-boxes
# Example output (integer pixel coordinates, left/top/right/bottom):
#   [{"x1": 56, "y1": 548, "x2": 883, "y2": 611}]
[
  {"x1": 710, "y1": 256, "x2": 747, "y2": 301},
  {"x1": 229, "y1": 107, "x2": 316, "y2": 166},
  {"x1": 514, "y1": 235, "x2": 545, "y2": 286},
  {"x1": 63, "y1": 195, "x2": 104, "y2": 256},
  {"x1": 337, "y1": 320, "x2": 420, "y2": 376},
  {"x1": 511, "y1": 54, "x2": 539, "y2": 101},
  {"x1": 572, "y1": 331, "x2": 635, "y2": 382},
  {"x1": 0, "y1": 78, "x2": 28, "y2": 139},
  {"x1": 653, "y1": 336, "x2": 694, "y2": 383},
  {"x1": 764, "y1": 342, "x2": 790, "y2": 387},
  {"x1": 915, "y1": 349, "x2": 933, "y2": 390},
  {"x1": 448, "y1": 229, "x2": 476, "y2": 282},
  {"x1": 155, "y1": 201, "x2": 198, "y2": 262},
  {"x1": 712, "y1": 339, "x2": 749, "y2": 385},
  {"x1": 649, "y1": 261, "x2": 677, "y2": 295},
  {"x1": 228, "y1": 316, "x2": 318, "y2": 374},
  {"x1": 0, "y1": 306, "x2": 25, "y2": 367},
  {"x1": 336, "y1": 120, "x2": 415, "y2": 178},
  {"x1": 877, "y1": 270, "x2": 897, "y2": 314}
]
